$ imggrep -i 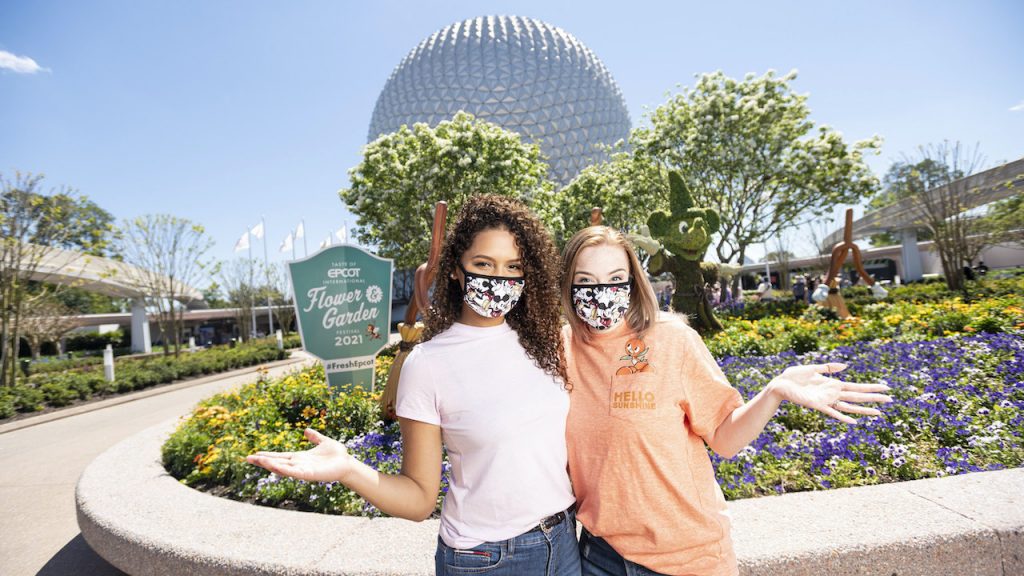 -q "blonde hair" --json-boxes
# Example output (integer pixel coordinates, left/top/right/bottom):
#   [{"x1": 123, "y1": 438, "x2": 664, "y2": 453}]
[{"x1": 560, "y1": 226, "x2": 661, "y2": 341}]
